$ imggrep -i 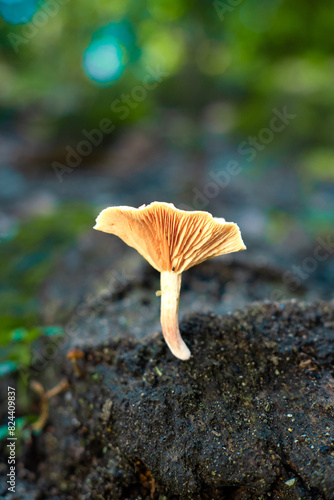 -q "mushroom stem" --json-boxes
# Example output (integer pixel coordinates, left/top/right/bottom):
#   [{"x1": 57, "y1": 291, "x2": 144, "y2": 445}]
[
  {"x1": 160, "y1": 271, "x2": 191, "y2": 360},
  {"x1": 71, "y1": 358, "x2": 84, "y2": 377}
]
